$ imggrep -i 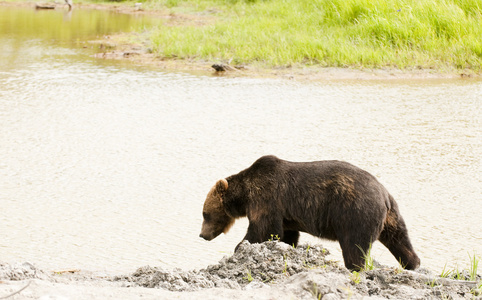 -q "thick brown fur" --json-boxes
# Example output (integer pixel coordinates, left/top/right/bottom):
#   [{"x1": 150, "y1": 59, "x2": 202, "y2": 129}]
[
  {"x1": 199, "y1": 179, "x2": 234, "y2": 241},
  {"x1": 199, "y1": 155, "x2": 420, "y2": 271}
]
